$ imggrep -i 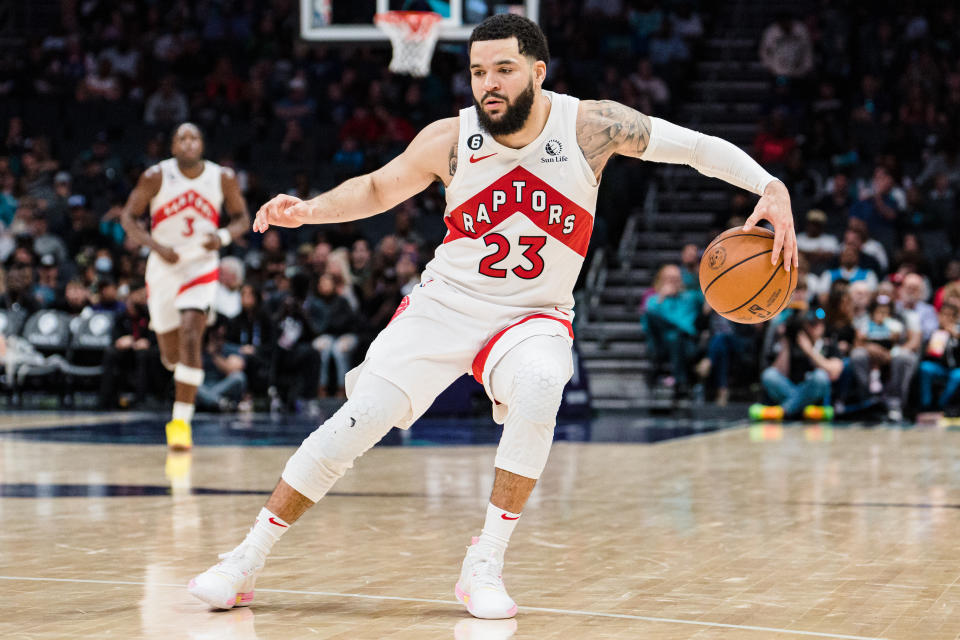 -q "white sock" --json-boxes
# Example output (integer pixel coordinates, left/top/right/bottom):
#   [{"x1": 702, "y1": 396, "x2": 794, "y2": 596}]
[
  {"x1": 243, "y1": 507, "x2": 290, "y2": 564},
  {"x1": 476, "y1": 502, "x2": 521, "y2": 557},
  {"x1": 172, "y1": 401, "x2": 195, "y2": 423}
]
